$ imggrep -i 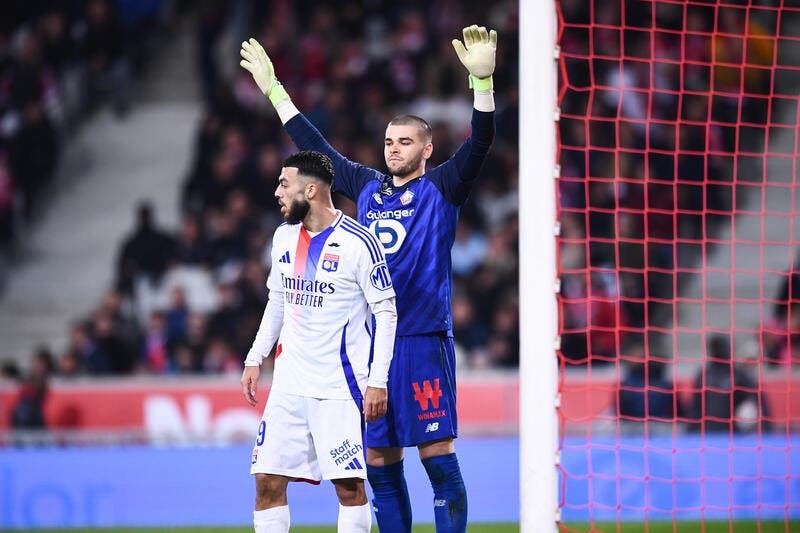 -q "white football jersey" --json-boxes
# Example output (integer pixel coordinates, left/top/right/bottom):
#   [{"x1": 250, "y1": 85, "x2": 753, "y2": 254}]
[{"x1": 268, "y1": 212, "x2": 395, "y2": 400}]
